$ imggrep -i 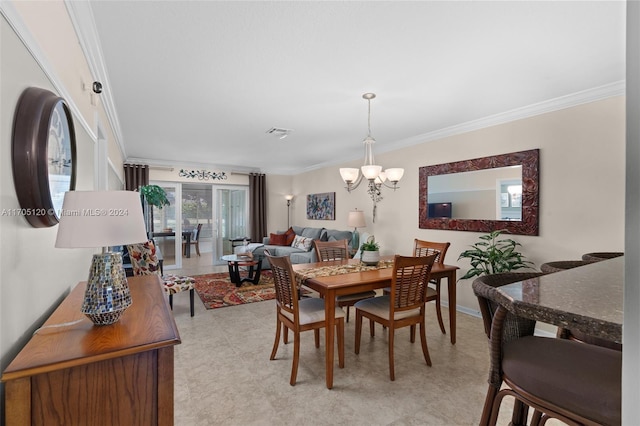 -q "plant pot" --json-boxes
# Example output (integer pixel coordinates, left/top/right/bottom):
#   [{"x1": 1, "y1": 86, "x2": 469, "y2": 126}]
[{"x1": 361, "y1": 250, "x2": 380, "y2": 266}]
